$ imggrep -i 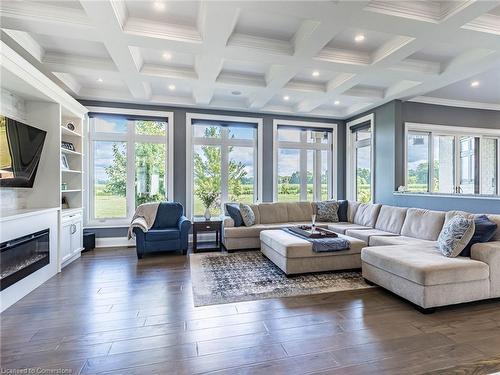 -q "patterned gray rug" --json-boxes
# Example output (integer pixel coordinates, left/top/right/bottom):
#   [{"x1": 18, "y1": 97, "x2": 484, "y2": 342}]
[{"x1": 190, "y1": 251, "x2": 373, "y2": 307}]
